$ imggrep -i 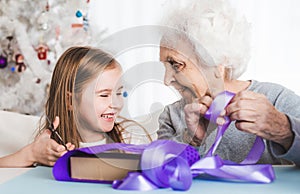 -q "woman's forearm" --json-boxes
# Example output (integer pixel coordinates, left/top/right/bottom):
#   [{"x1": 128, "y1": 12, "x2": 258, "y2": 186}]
[{"x1": 0, "y1": 144, "x2": 35, "y2": 168}]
